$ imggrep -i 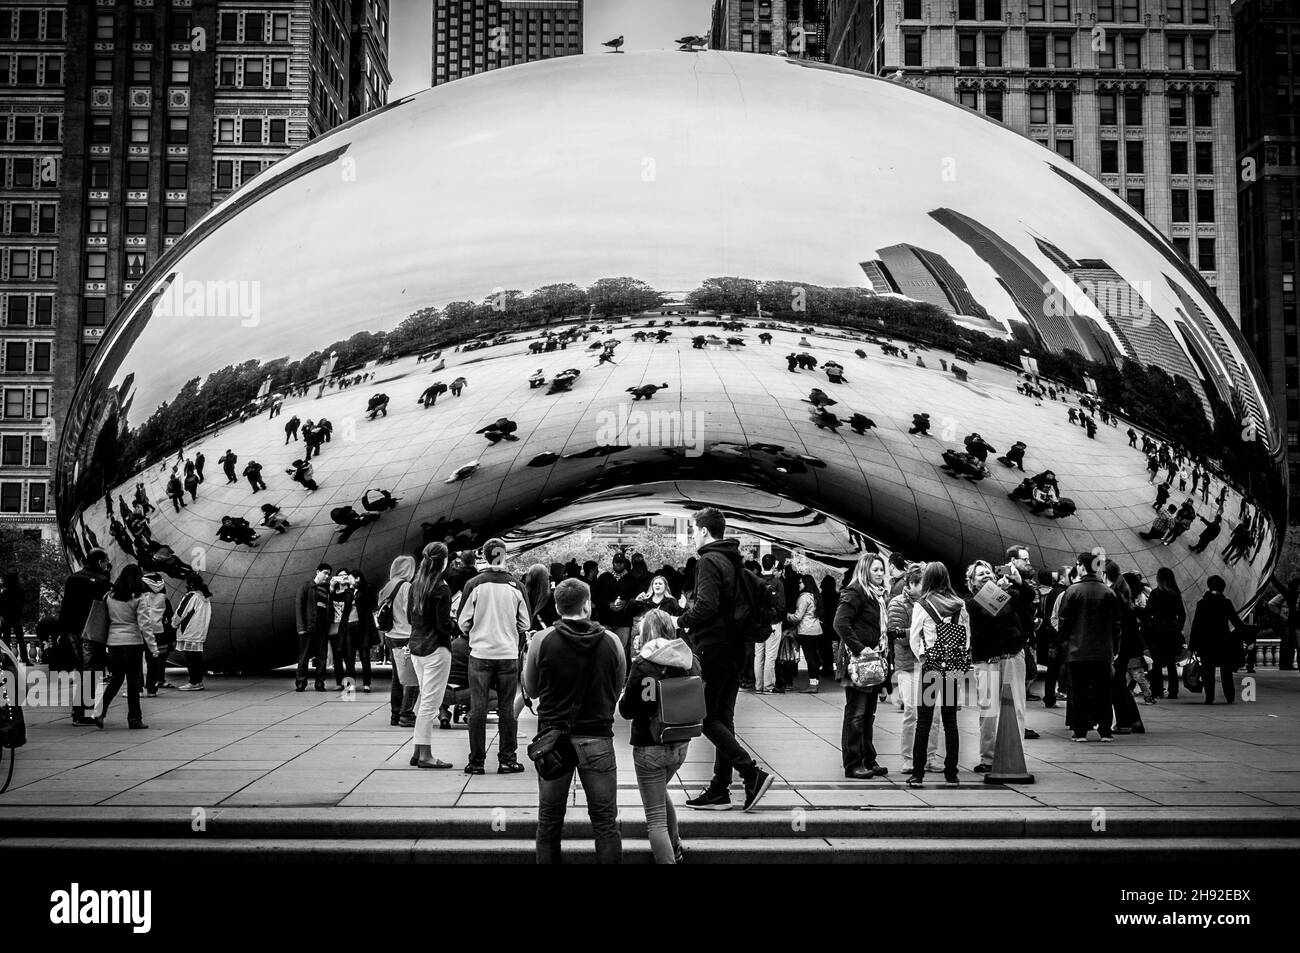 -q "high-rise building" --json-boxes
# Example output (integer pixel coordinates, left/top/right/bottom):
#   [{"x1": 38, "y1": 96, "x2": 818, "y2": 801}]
[
  {"x1": 1, "y1": 2, "x2": 64, "y2": 538},
  {"x1": 710, "y1": 1, "x2": 827, "y2": 60},
  {"x1": 0, "y1": 0, "x2": 388, "y2": 540},
  {"x1": 825, "y1": 0, "x2": 1241, "y2": 322},
  {"x1": 1235, "y1": 0, "x2": 1300, "y2": 519},
  {"x1": 431, "y1": 0, "x2": 582, "y2": 88}
]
